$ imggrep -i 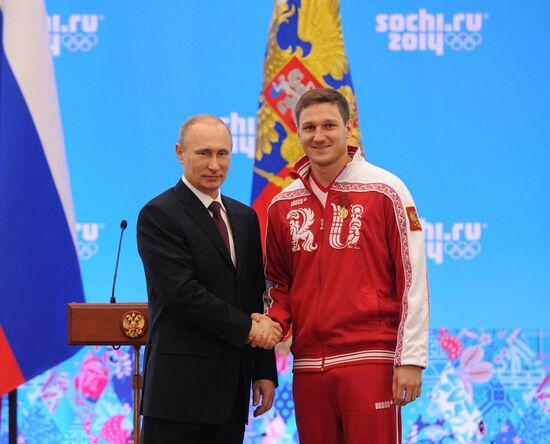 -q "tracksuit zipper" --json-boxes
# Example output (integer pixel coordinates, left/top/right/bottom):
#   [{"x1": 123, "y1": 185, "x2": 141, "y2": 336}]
[{"x1": 312, "y1": 188, "x2": 330, "y2": 373}]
